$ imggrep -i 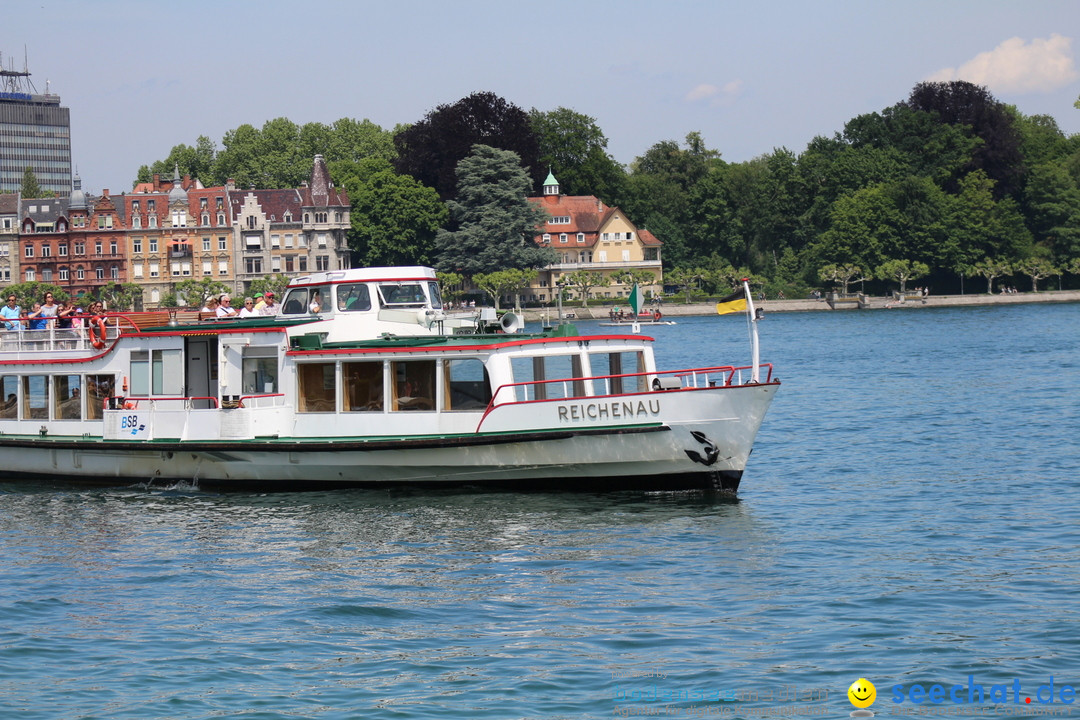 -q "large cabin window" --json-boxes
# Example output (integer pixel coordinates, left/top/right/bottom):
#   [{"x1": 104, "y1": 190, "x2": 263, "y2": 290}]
[
  {"x1": 590, "y1": 351, "x2": 647, "y2": 395},
  {"x1": 298, "y1": 363, "x2": 336, "y2": 412},
  {"x1": 54, "y1": 375, "x2": 82, "y2": 420},
  {"x1": 509, "y1": 355, "x2": 585, "y2": 402},
  {"x1": 242, "y1": 348, "x2": 278, "y2": 395},
  {"x1": 391, "y1": 360, "x2": 435, "y2": 411},
  {"x1": 281, "y1": 286, "x2": 326, "y2": 315},
  {"x1": 0, "y1": 376, "x2": 17, "y2": 418},
  {"x1": 86, "y1": 375, "x2": 114, "y2": 420},
  {"x1": 343, "y1": 361, "x2": 383, "y2": 412},
  {"x1": 23, "y1": 375, "x2": 48, "y2": 419},
  {"x1": 443, "y1": 359, "x2": 491, "y2": 411},
  {"x1": 336, "y1": 283, "x2": 371, "y2": 312}
]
